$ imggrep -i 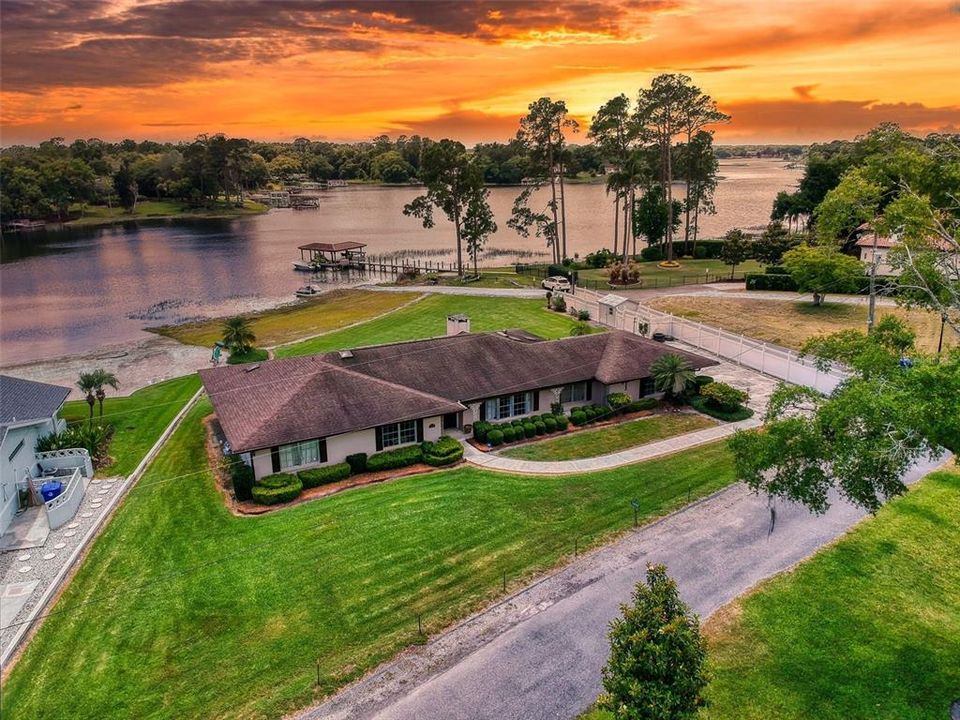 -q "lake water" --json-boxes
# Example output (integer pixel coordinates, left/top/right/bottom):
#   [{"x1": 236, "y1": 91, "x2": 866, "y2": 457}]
[{"x1": 0, "y1": 159, "x2": 800, "y2": 365}]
